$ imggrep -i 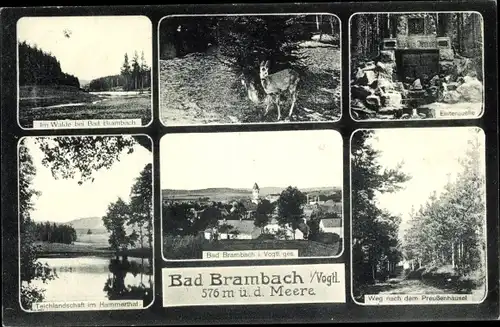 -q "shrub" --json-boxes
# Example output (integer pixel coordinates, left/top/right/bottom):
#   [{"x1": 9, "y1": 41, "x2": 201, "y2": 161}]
[{"x1": 163, "y1": 234, "x2": 207, "y2": 259}]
